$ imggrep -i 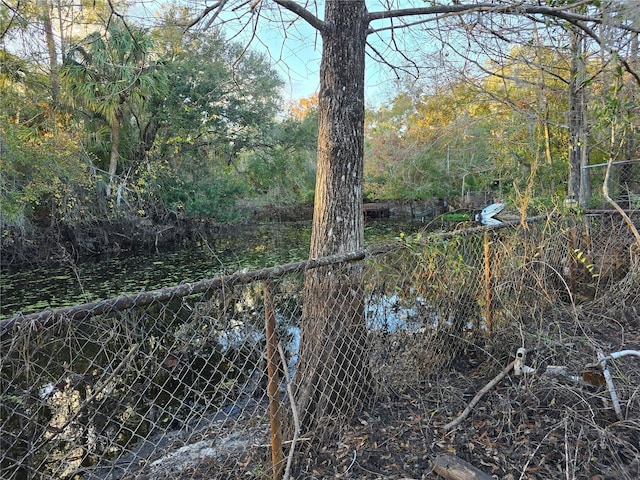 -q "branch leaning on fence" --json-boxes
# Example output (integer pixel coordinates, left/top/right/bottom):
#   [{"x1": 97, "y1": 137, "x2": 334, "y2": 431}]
[
  {"x1": 278, "y1": 342, "x2": 300, "y2": 480},
  {"x1": 0, "y1": 249, "x2": 374, "y2": 334},
  {"x1": 0, "y1": 215, "x2": 551, "y2": 335}
]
